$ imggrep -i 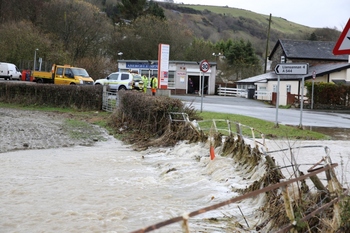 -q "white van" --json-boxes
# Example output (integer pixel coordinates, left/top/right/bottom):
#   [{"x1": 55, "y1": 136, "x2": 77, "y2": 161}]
[{"x1": 0, "y1": 62, "x2": 22, "y2": 80}]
